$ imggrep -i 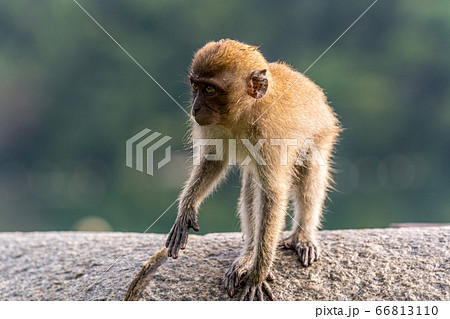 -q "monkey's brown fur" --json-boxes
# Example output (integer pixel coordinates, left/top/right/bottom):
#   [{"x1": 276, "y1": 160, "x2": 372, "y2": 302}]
[{"x1": 166, "y1": 39, "x2": 341, "y2": 300}]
